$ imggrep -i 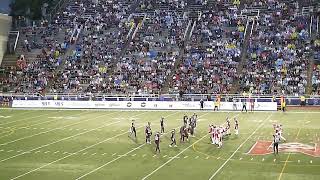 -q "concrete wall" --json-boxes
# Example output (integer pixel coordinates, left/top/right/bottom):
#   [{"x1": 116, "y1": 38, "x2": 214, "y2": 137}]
[{"x1": 0, "y1": 13, "x2": 12, "y2": 65}]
